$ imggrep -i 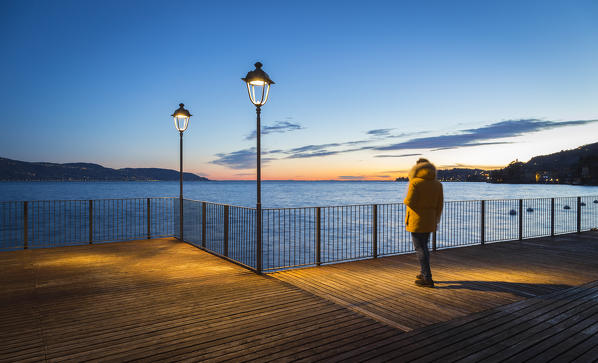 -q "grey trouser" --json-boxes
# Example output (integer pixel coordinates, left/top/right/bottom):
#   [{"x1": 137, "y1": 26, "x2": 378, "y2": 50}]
[{"x1": 411, "y1": 232, "x2": 432, "y2": 280}]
